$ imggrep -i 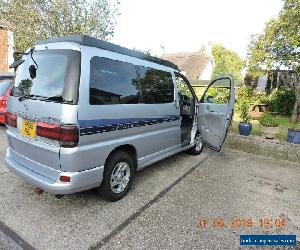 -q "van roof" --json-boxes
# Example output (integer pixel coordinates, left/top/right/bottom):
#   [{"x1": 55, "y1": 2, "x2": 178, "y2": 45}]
[
  {"x1": 35, "y1": 35, "x2": 179, "y2": 71},
  {"x1": 0, "y1": 72, "x2": 14, "y2": 77}
]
